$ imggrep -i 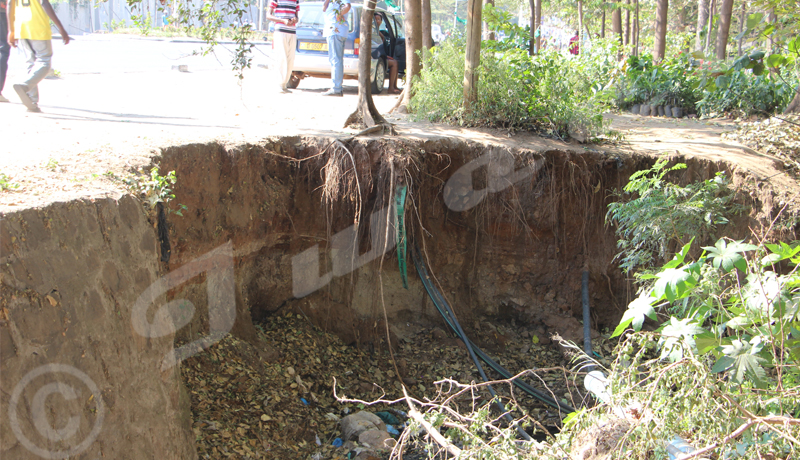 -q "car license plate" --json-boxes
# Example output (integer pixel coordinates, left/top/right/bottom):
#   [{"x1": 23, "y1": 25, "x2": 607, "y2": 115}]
[{"x1": 300, "y1": 42, "x2": 328, "y2": 51}]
